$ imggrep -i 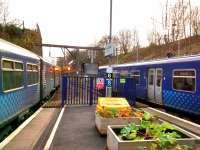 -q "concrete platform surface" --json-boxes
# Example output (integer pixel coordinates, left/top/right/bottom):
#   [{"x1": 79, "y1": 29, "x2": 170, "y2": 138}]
[
  {"x1": 3, "y1": 108, "x2": 60, "y2": 150},
  {"x1": 50, "y1": 106, "x2": 106, "y2": 150}
]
